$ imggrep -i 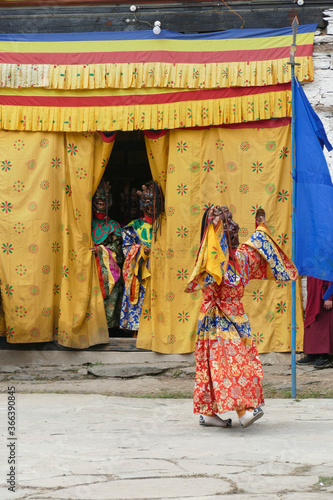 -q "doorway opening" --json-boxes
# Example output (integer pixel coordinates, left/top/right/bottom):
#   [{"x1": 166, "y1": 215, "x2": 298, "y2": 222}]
[
  {"x1": 103, "y1": 130, "x2": 152, "y2": 338},
  {"x1": 106, "y1": 131, "x2": 152, "y2": 224}
]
